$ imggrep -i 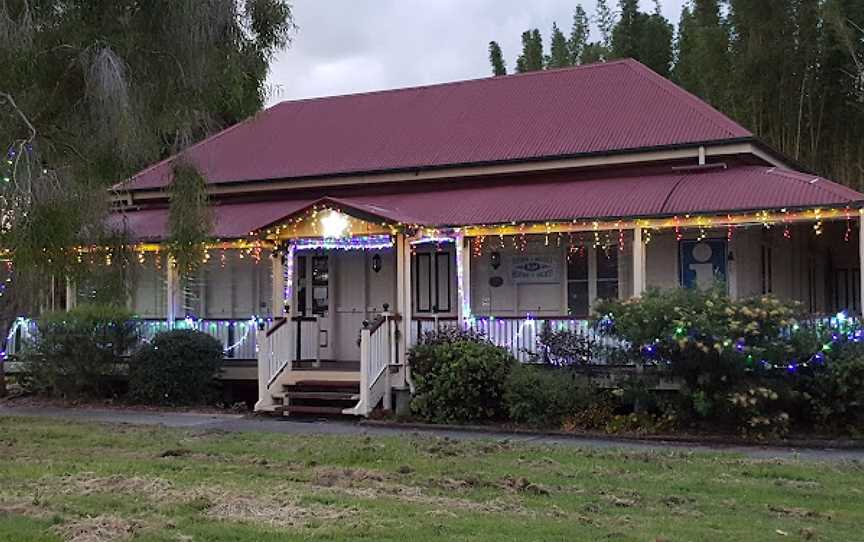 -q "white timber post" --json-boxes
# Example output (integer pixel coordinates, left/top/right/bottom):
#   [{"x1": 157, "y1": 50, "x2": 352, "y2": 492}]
[
  {"x1": 395, "y1": 234, "x2": 407, "y2": 362},
  {"x1": 65, "y1": 277, "x2": 77, "y2": 311},
  {"x1": 166, "y1": 257, "x2": 181, "y2": 327},
  {"x1": 859, "y1": 215, "x2": 864, "y2": 316},
  {"x1": 455, "y1": 231, "x2": 471, "y2": 324},
  {"x1": 271, "y1": 251, "x2": 286, "y2": 318},
  {"x1": 359, "y1": 325, "x2": 371, "y2": 415},
  {"x1": 395, "y1": 232, "x2": 413, "y2": 391},
  {"x1": 632, "y1": 227, "x2": 646, "y2": 298}
]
